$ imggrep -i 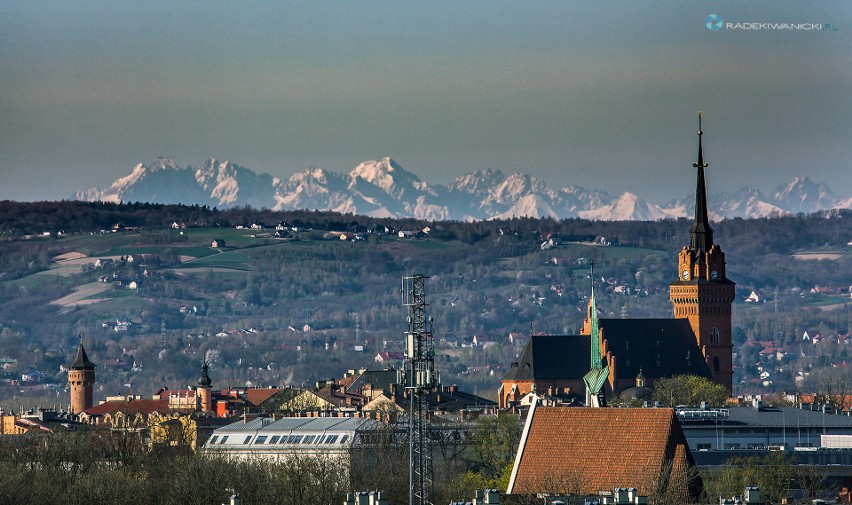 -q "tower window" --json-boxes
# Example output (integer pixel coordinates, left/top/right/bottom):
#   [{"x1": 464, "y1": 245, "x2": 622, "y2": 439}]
[
  {"x1": 710, "y1": 327, "x2": 720, "y2": 344},
  {"x1": 713, "y1": 356, "x2": 720, "y2": 372}
]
